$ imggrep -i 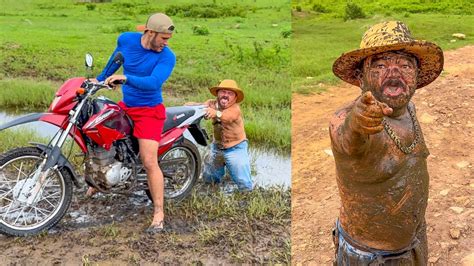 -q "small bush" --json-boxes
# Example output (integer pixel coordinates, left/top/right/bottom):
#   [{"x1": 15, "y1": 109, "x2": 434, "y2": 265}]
[
  {"x1": 312, "y1": 4, "x2": 328, "y2": 13},
  {"x1": 192, "y1": 25, "x2": 210, "y2": 36},
  {"x1": 295, "y1": 6, "x2": 302, "y2": 12},
  {"x1": 281, "y1": 29, "x2": 292, "y2": 38},
  {"x1": 344, "y1": 2, "x2": 366, "y2": 21},
  {"x1": 114, "y1": 24, "x2": 134, "y2": 33},
  {"x1": 166, "y1": 3, "x2": 247, "y2": 18},
  {"x1": 86, "y1": 4, "x2": 96, "y2": 11}
]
